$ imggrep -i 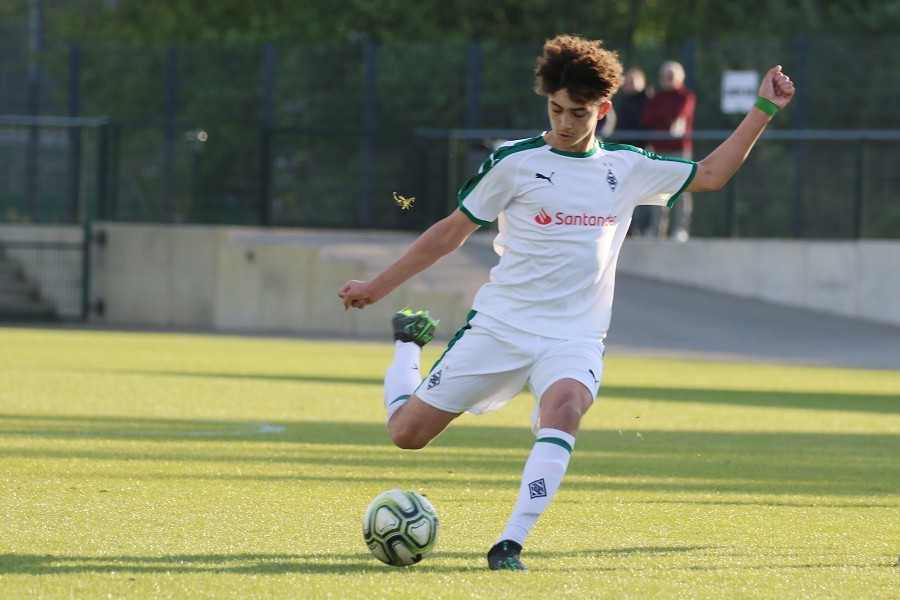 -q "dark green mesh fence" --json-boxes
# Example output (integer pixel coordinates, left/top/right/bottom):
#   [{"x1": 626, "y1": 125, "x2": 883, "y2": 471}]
[{"x1": 1, "y1": 35, "x2": 899, "y2": 238}]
